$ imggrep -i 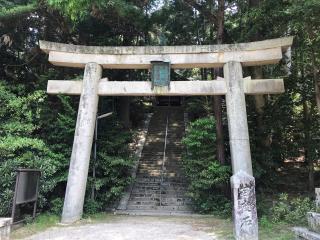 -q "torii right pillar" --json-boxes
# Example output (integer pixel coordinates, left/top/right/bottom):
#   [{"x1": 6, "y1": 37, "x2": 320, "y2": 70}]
[{"x1": 224, "y1": 61, "x2": 258, "y2": 240}]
